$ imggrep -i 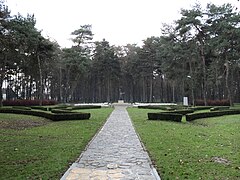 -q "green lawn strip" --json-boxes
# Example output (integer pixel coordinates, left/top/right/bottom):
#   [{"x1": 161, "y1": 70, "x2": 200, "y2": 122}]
[
  {"x1": 0, "y1": 108, "x2": 113, "y2": 179},
  {"x1": 231, "y1": 104, "x2": 240, "y2": 110},
  {"x1": 128, "y1": 107, "x2": 240, "y2": 180}
]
